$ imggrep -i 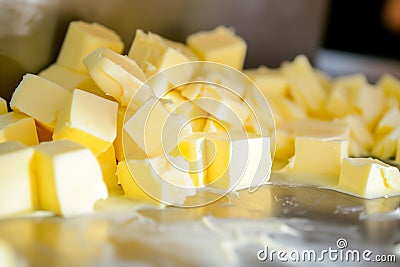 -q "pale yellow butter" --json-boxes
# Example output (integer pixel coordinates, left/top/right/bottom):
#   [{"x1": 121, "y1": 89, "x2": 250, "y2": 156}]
[
  {"x1": 117, "y1": 157, "x2": 195, "y2": 206},
  {"x1": 282, "y1": 55, "x2": 327, "y2": 114},
  {"x1": 124, "y1": 97, "x2": 187, "y2": 157},
  {"x1": 34, "y1": 140, "x2": 108, "y2": 217},
  {"x1": 53, "y1": 89, "x2": 118, "y2": 156},
  {"x1": 10, "y1": 74, "x2": 71, "y2": 131},
  {"x1": 97, "y1": 145, "x2": 119, "y2": 192},
  {"x1": 205, "y1": 132, "x2": 271, "y2": 191},
  {"x1": 0, "y1": 97, "x2": 7, "y2": 115},
  {"x1": 0, "y1": 141, "x2": 36, "y2": 216},
  {"x1": 0, "y1": 112, "x2": 39, "y2": 146},
  {"x1": 128, "y1": 29, "x2": 191, "y2": 83},
  {"x1": 187, "y1": 26, "x2": 247, "y2": 70},
  {"x1": 56, "y1": 21, "x2": 124, "y2": 73},
  {"x1": 84, "y1": 47, "x2": 149, "y2": 106},
  {"x1": 284, "y1": 136, "x2": 349, "y2": 186},
  {"x1": 337, "y1": 158, "x2": 400, "y2": 199},
  {"x1": 39, "y1": 63, "x2": 110, "y2": 99}
]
